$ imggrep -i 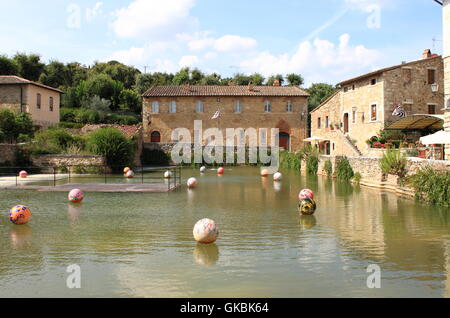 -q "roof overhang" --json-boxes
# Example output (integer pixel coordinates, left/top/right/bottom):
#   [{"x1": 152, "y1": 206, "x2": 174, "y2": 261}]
[
  {"x1": 385, "y1": 114, "x2": 444, "y2": 131},
  {"x1": 420, "y1": 130, "x2": 450, "y2": 145},
  {"x1": 304, "y1": 137, "x2": 330, "y2": 142}
]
